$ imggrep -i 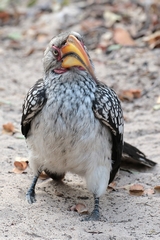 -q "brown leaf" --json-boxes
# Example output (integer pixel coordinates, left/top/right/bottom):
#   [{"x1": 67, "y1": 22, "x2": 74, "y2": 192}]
[
  {"x1": 39, "y1": 171, "x2": 50, "y2": 180},
  {"x1": 12, "y1": 168, "x2": 23, "y2": 174},
  {"x1": 119, "y1": 89, "x2": 141, "y2": 101},
  {"x1": 154, "y1": 186, "x2": 160, "y2": 192},
  {"x1": 70, "y1": 203, "x2": 88, "y2": 214},
  {"x1": 3, "y1": 122, "x2": 15, "y2": 133},
  {"x1": 144, "y1": 31, "x2": 160, "y2": 49},
  {"x1": 108, "y1": 181, "x2": 117, "y2": 191},
  {"x1": 130, "y1": 89, "x2": 142, "y2": 98},
  {"x1": 14, "y1": 161, "x2": 28, "y2": 170},
  {"x1": 129, "y1": 184, "x2": 144, "y2": 192},
  {"x1": 113, "y1": 28, "x2": 136, "y2": 46},
  {"x1": 129, "y1": 184, "x2": 144, "y2": 196},
  {"x1": 0, "y1": 11, "x2": 10, "y2": 23},
  {"x1": 143, "y1": 189, "x2": 155, "y2": 196},
  {"x1": 119, "y1": 184, "x2": 131, "y2": 191},
  {"x1": 119, "y1": 90, "x2": 134, "y2": 101},
  {"x1": 13, "y1": 158, "x2": 28, "y2": 174}
]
